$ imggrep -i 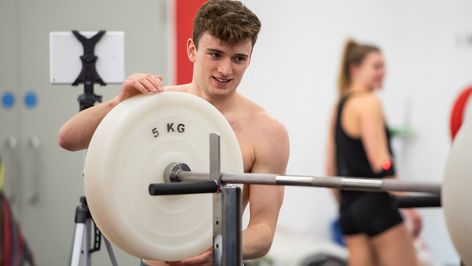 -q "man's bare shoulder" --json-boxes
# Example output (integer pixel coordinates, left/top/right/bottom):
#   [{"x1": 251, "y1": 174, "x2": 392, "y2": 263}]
[
  {"x1": 254, "y1": 111, "x2": 288, "y2": 138},
  {"x1": 239, "y1": 95, "x2": 289, "y2": 145},
  {"x1": 238, "y1": 94, "x2": 289, "y2": 173}
]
